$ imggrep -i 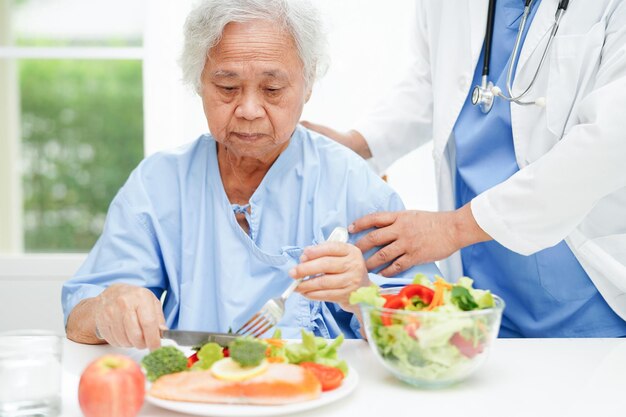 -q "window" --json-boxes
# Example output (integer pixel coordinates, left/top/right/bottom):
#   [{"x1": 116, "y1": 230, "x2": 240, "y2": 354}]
[
  {"x1": 1, "y1": 0, "x2": 146, "y2": 253},
  {"x1": 302, "y1": 0, "x2": 436, "y2": 211}
]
